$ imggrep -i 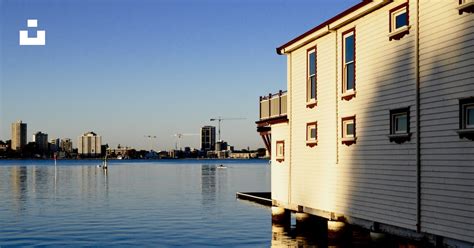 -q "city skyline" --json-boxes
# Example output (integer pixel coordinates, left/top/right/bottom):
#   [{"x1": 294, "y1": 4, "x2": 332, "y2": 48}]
[{"x1": 0, "y1": 0, "x2": 360, "y2": 150}]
